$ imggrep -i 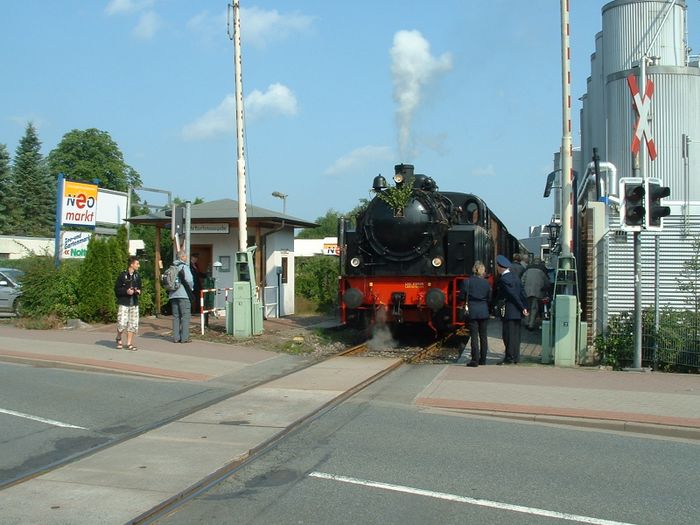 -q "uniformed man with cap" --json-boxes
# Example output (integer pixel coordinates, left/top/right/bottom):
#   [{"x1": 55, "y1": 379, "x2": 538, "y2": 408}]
[{"x1": 494, "y1": 254, "x2": 528, "y2": 364}]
